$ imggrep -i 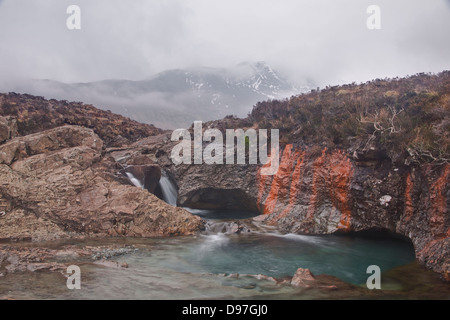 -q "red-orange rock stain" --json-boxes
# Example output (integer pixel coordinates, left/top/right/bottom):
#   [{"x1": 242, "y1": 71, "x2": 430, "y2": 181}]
[
  {"x1": 404, "y1": 173, "x2": 414, "y2": 222},
  {"x1": 306, "y1": 148, "x2": 327, "y2": 222},
  {"x1": 429, "y1": 165, "x2": 449, "y2": 238},
  {"x1": 274, "y1": 150, "x2": 306, "y2": 222},
  {"x1": 256, "y1": 160, "x2": 273, "y2": 212},
  {"x1": 257, "y1": 147, "x2": 354, "y2": 232},
  {"x1": 328, "y1": 150, "x2": 353, "y2": 231},
  {"x1": 263, "y1": 145, "x2": 294, "y2": 215}
]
